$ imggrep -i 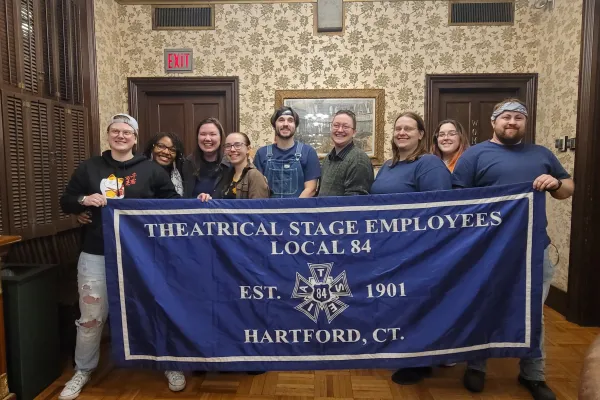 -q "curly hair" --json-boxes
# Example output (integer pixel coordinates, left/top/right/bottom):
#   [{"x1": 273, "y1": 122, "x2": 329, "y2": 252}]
[{"x1": 143, "y1": 132, "x2": 185, "y2": 173}]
